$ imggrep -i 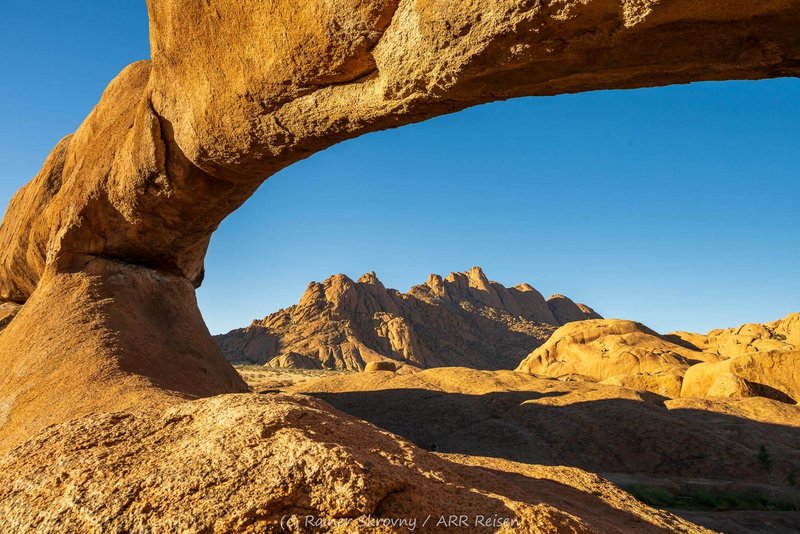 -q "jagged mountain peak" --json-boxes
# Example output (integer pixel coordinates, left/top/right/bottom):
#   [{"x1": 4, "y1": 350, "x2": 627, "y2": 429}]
[{"x1": 216, "y1": 268, "x2": 601, "y2": 371}]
